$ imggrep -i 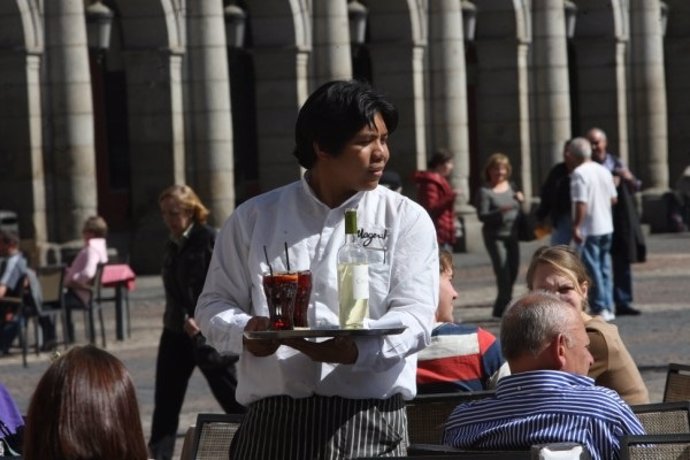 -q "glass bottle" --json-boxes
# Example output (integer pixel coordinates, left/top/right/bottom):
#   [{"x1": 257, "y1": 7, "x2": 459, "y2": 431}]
[{"x1": 337, "y1": 209, "x2": 369, "y2": 329}]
